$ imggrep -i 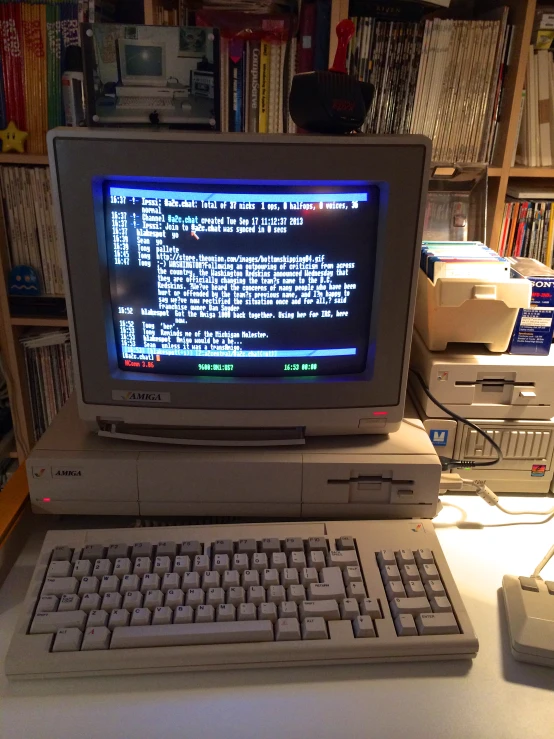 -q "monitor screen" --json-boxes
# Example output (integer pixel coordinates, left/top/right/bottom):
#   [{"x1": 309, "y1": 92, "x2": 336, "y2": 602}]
[
  {"x1": 124, "y1": 44, "x2": 164, "y2": 77},
  {"x1": 104, "y1": 180, "x2": 379, "y2": 378}
]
